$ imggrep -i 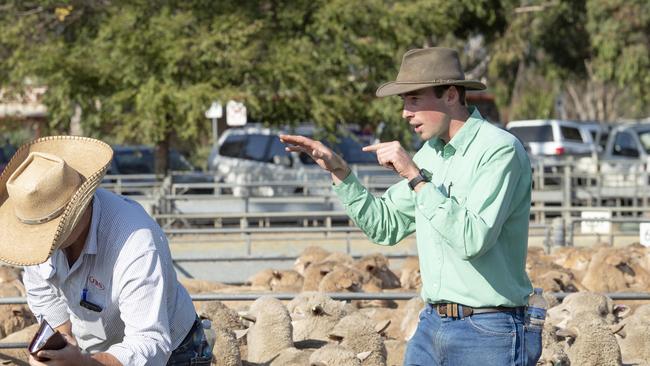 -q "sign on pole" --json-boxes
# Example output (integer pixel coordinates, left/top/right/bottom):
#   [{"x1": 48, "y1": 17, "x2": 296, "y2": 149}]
[
  {"x1": 226, "y1": 100, "x2": 247, "y2": 126},
  {"x1": 640, "y1": 223, "x2": 650, "y2": 247},
  {"x1": 580, "y1": 211, "x2": 611, "y2": 234}
]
